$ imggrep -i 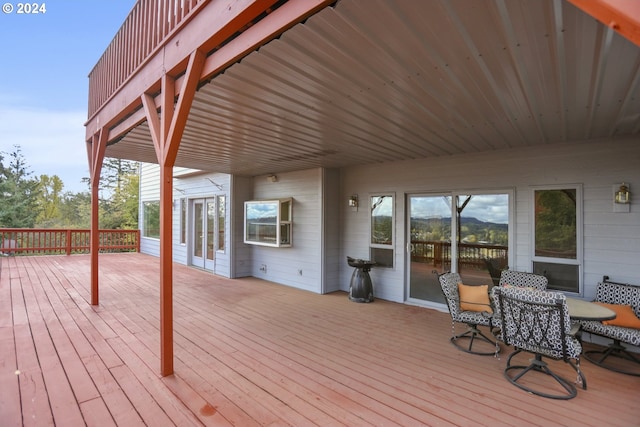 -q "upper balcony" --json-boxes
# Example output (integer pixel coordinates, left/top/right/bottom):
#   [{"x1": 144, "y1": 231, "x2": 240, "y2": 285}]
[{"x1": 87, "y1": 0, "x2": 205, "y2": 118}]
